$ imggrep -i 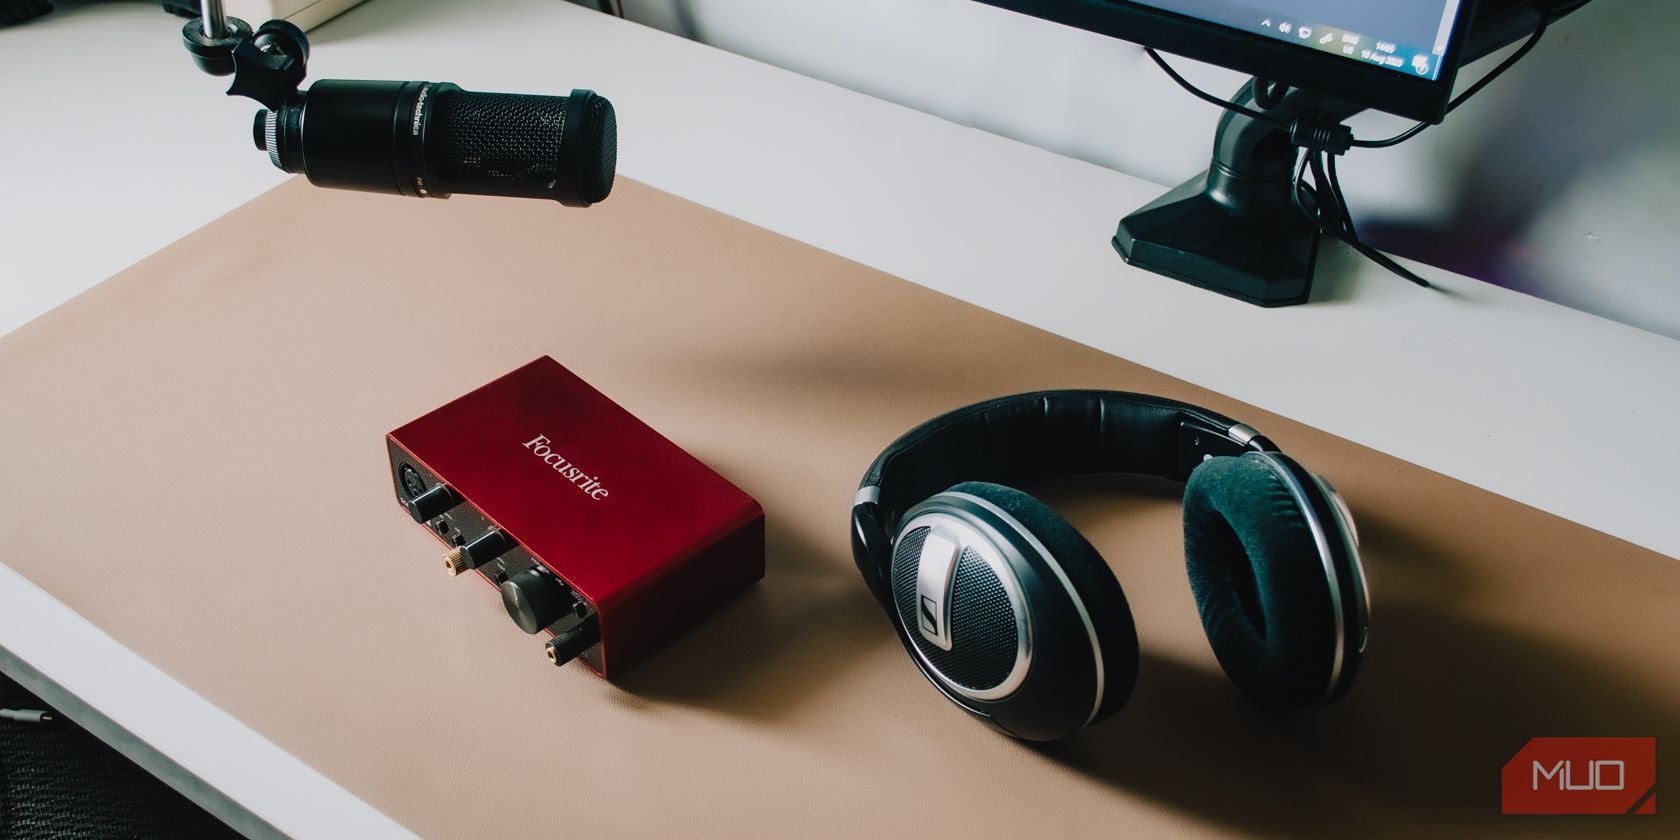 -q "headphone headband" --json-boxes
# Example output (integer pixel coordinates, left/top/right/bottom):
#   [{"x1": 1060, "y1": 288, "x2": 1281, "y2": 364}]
[{"x1": 856, "y1": 390, "x2": 1273, "y2": 524}]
